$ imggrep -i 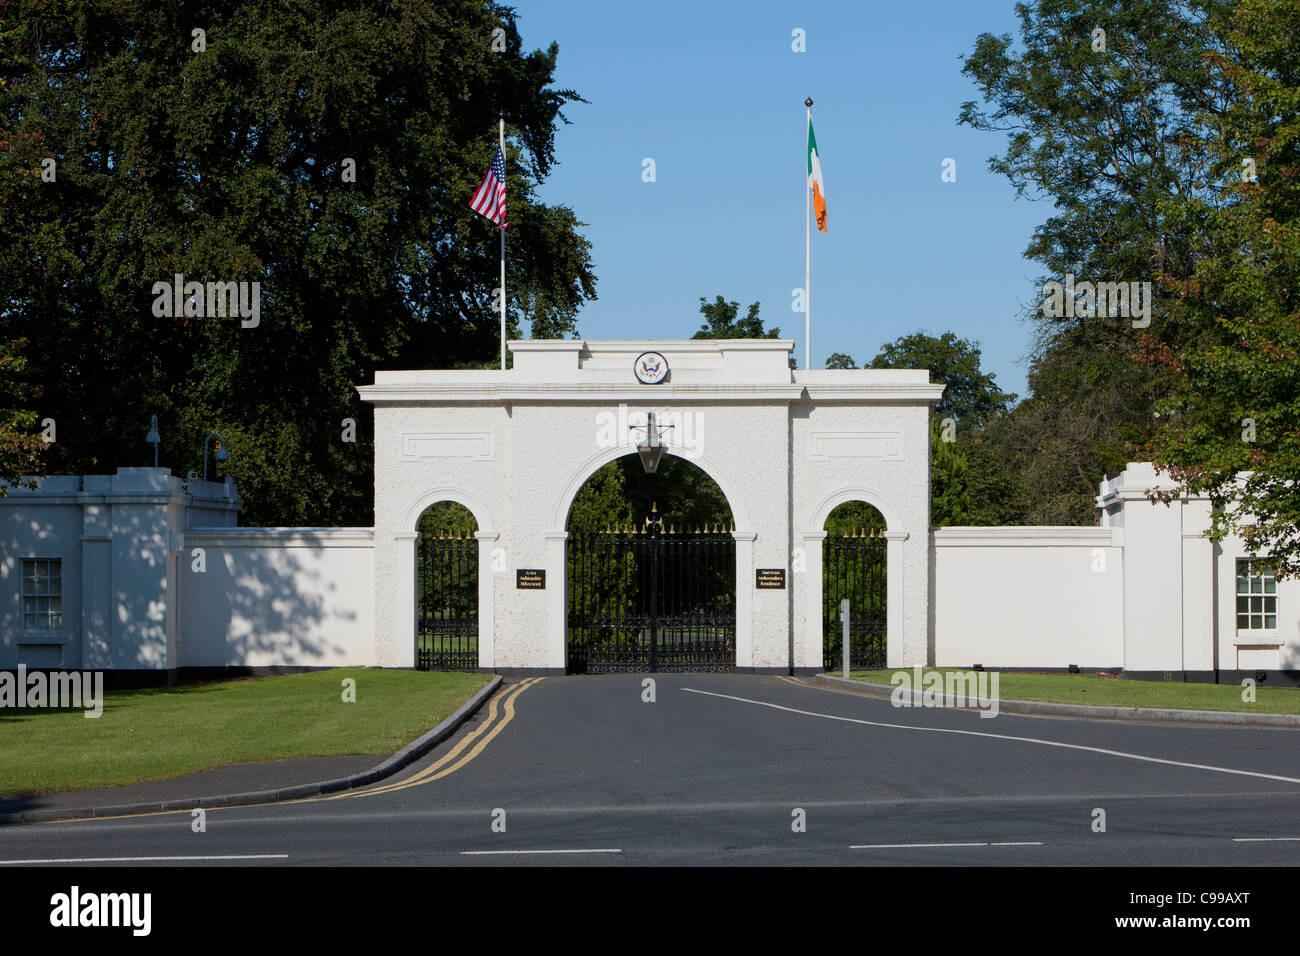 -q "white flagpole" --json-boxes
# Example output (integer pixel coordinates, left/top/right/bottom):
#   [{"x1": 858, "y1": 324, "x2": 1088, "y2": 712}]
[
  {"x1": 499, "y1": 112, "x2": 507, "y2": 371},
  {"x1": 804, "y1": 97, "x2": 812, "y2": 371}
]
